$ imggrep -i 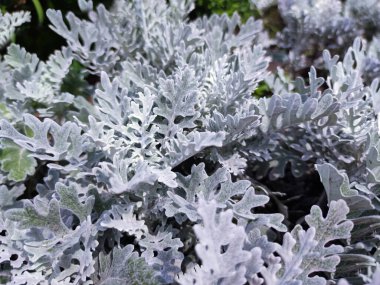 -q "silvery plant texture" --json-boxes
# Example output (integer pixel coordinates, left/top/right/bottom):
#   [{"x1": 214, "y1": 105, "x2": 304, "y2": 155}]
[{"x1": 0, "y1": 0, "x2": 380, "y2": 284}]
